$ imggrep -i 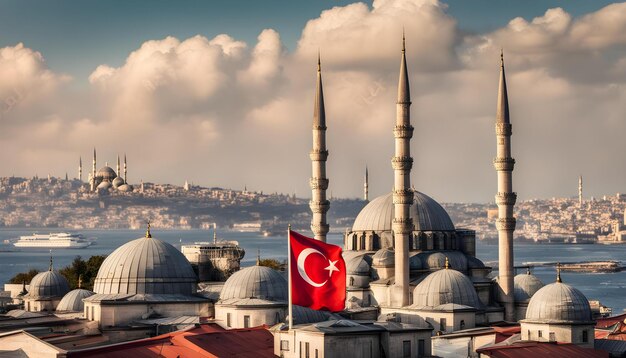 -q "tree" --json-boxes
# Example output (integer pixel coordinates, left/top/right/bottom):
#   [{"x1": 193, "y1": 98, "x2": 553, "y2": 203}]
[
  {"x1": 258, "y1": 258, "x2": 285, "y2": 271},
  {"x1": 9, "y1": 269, "x2": 39, "y2": 284}
]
